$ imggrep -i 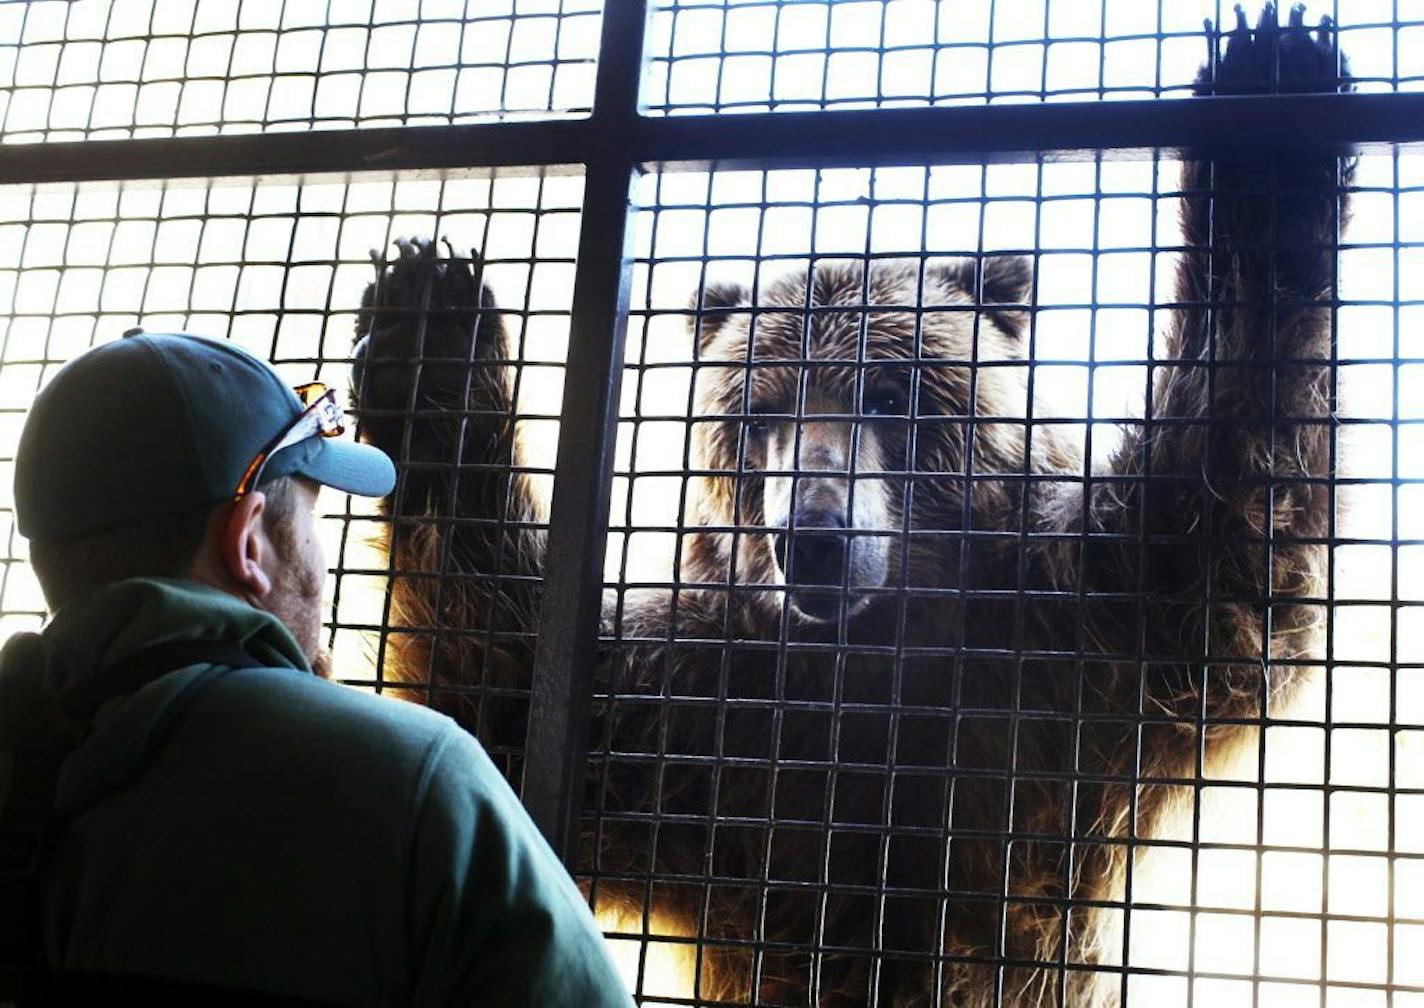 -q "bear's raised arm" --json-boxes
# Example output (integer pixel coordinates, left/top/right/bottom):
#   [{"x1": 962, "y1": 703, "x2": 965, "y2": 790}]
[
  {"x1": 1097, "y1": 4, "x2": 1348, "y2": 720},
  {"x1": 352, "y1": 239, "x2": 726, "y2": 757},
  {"x1": 352, "y1": 238, "x2": 546, "y2": 753}
]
